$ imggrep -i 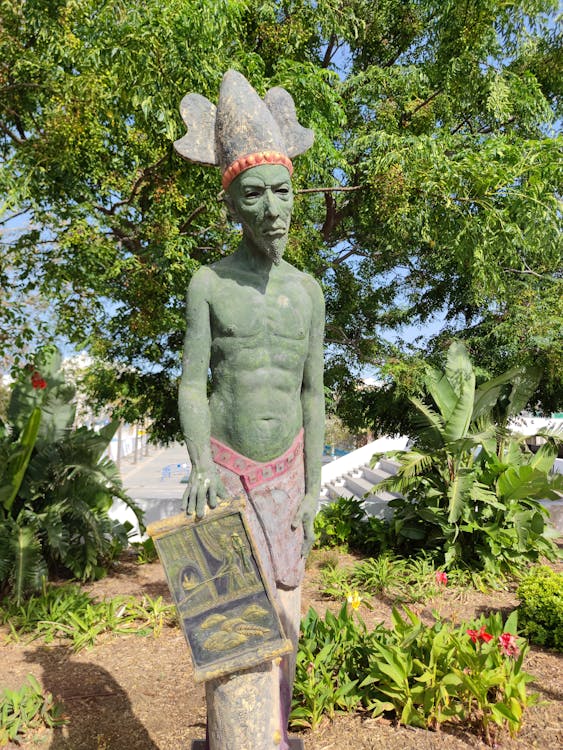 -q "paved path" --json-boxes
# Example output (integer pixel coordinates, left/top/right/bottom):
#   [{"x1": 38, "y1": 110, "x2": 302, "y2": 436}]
[{"x1": 111, "y1": 443, "x2": 191, "y2": 539}]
